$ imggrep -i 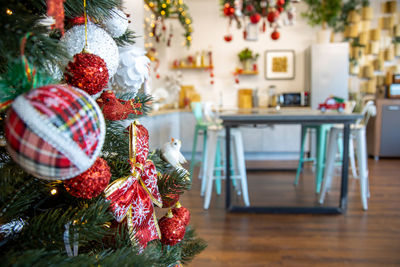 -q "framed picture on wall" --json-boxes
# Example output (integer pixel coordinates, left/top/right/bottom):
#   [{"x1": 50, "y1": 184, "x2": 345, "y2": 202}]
[{"x1": 265, "y1": 50, "x2": 295, "y2": 80}]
